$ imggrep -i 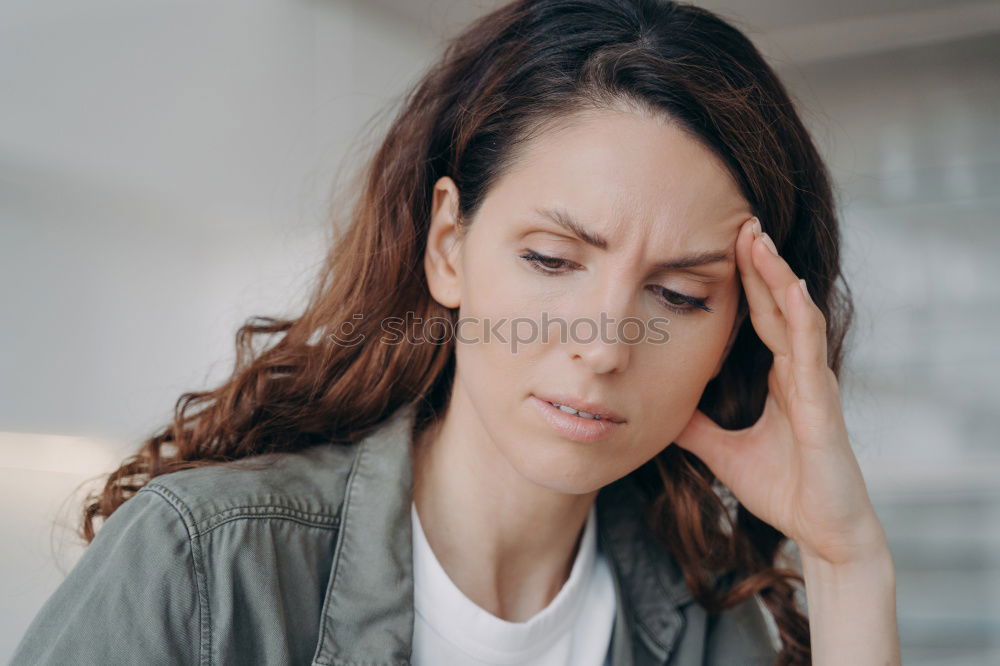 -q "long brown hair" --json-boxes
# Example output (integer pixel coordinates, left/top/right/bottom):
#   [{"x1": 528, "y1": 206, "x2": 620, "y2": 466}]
[{"x1": 83, "y1": 1, "x2": 854, "y2": 662}]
